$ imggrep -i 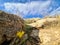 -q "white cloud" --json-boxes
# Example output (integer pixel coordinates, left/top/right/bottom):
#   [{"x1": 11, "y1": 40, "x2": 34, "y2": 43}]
[
  {"x1": 50, "y1": 7, "x2": 60, "y2": 16},
  {"x1": 4, "y1": 0, "x2": 51, "y2": 18}
]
